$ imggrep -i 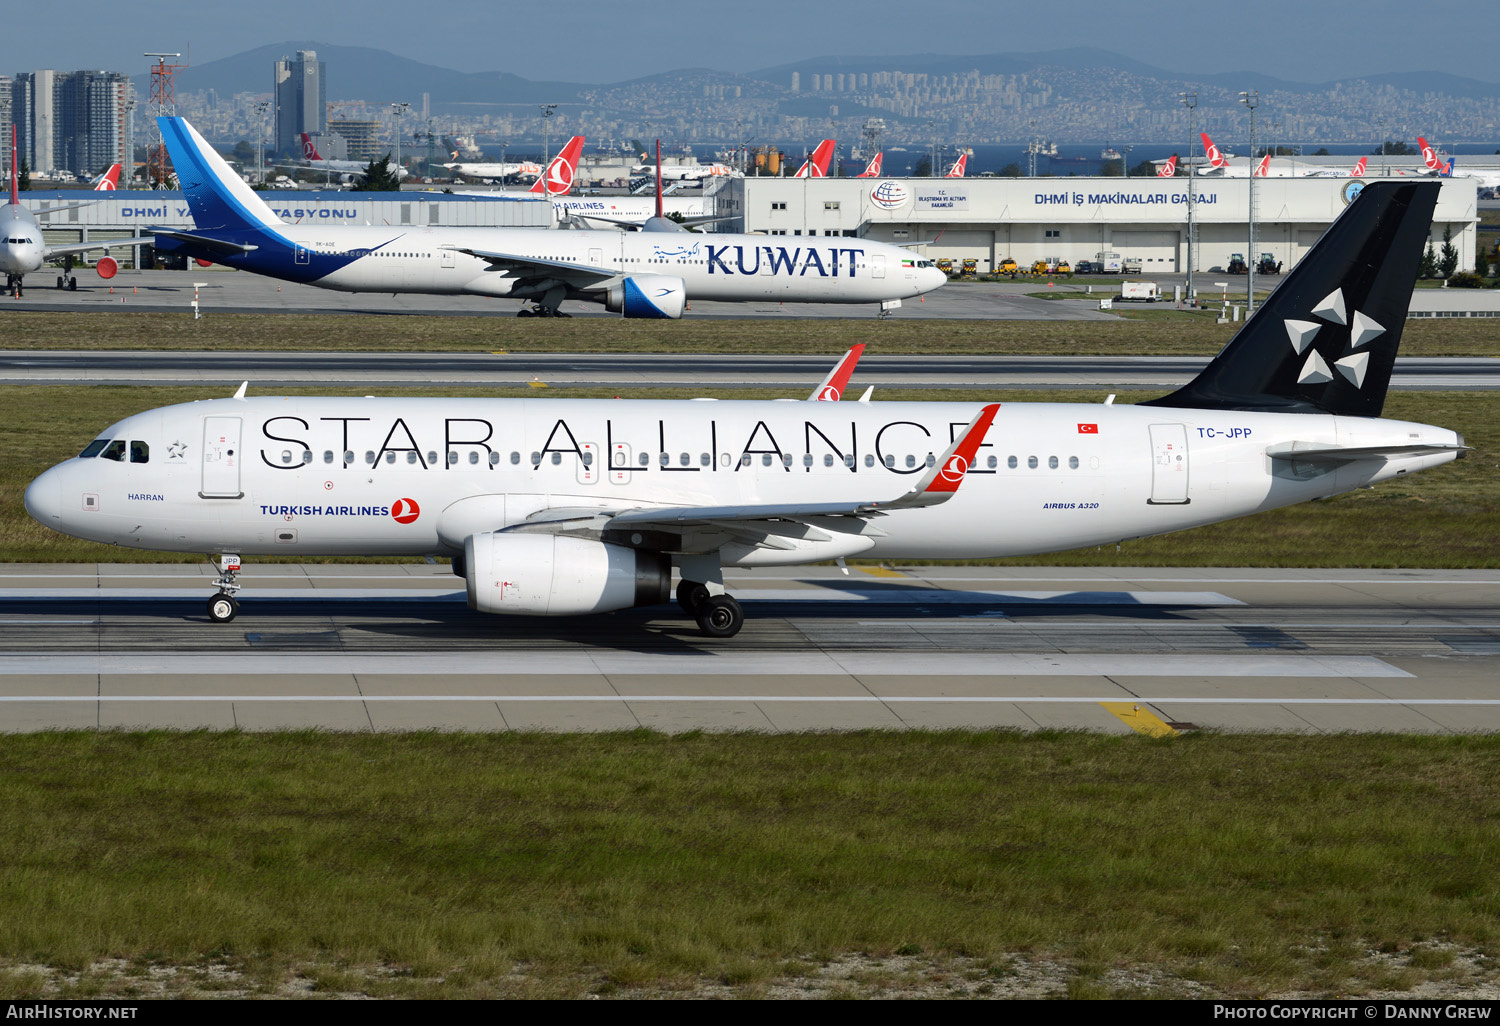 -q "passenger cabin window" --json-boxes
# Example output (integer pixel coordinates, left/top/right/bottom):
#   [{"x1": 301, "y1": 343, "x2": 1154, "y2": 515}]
[{"x1": 100, "y1": 440, "x2": 127, "y2": 462}]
